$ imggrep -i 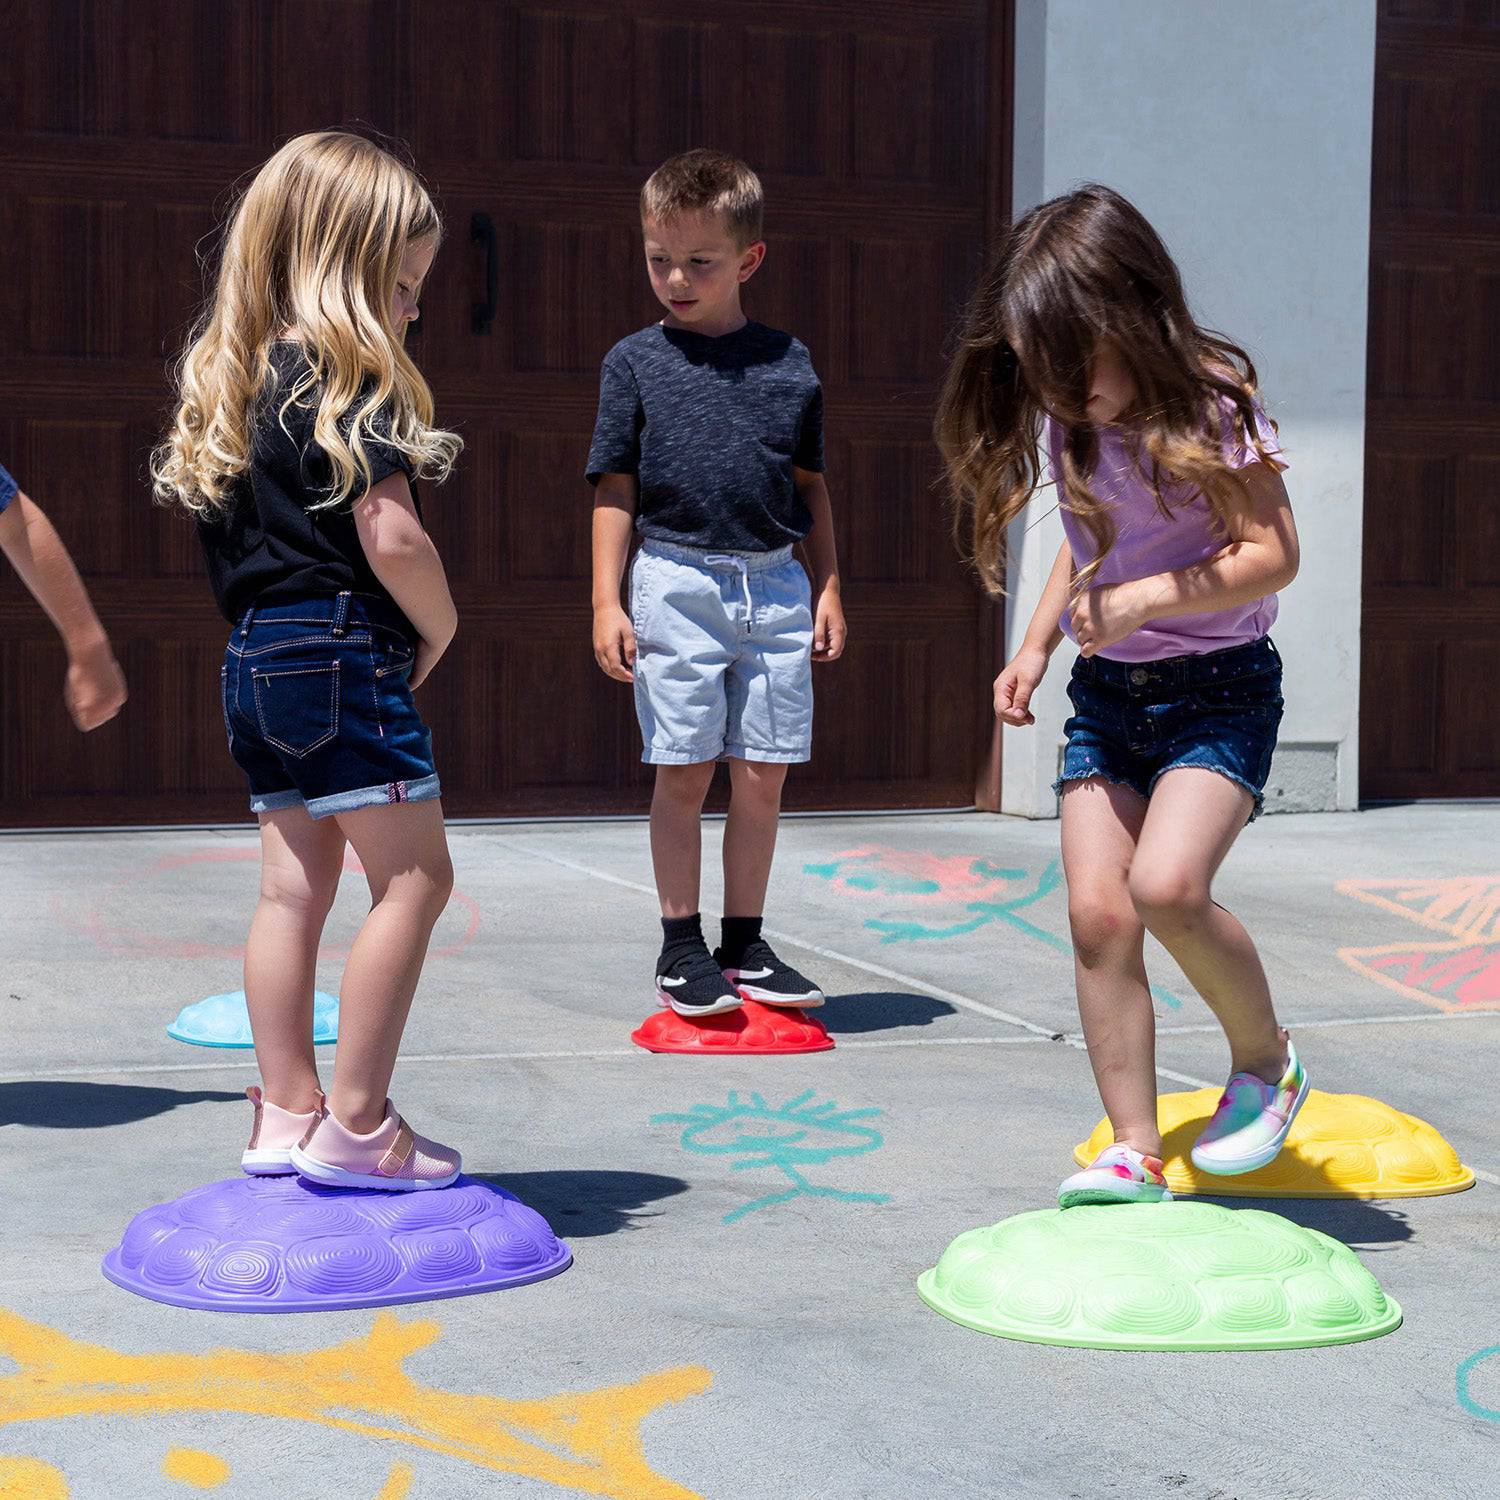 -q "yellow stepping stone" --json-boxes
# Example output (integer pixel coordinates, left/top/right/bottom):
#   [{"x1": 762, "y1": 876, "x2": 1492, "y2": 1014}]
[{"x1": 1075, "y1": 1089, "x2": 1474, "y2": 1198}]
